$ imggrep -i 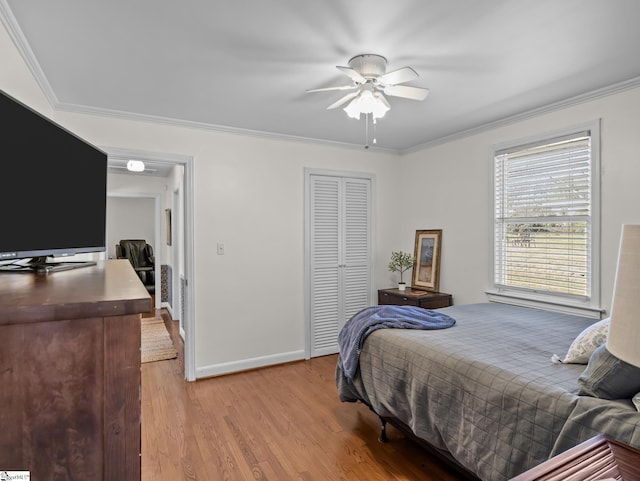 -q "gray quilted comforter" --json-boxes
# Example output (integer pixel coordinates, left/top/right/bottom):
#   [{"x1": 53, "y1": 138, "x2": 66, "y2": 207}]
[{"x1": 335, "y1": 302, "x2": 640, "y2": 481}]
